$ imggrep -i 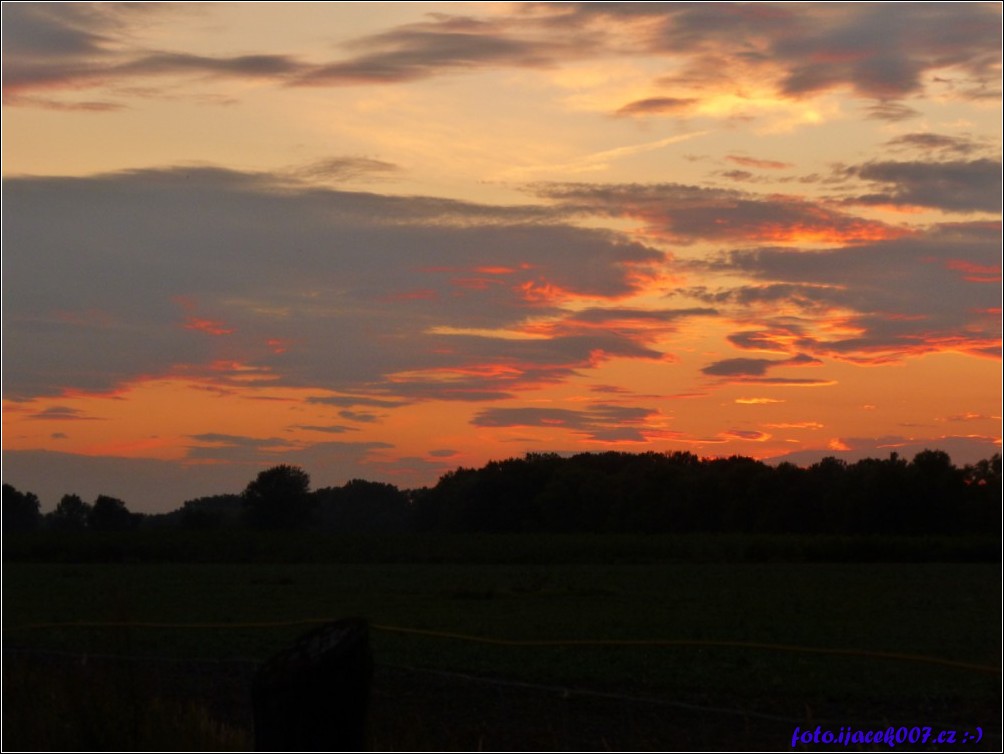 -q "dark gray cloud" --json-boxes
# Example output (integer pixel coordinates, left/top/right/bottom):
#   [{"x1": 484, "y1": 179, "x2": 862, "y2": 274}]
[
  {"x1": 339, "y1": 410, "x2": 382, "y2": 424},
  {"x1": 306, "y1": 395, "x2": 407, "y2": 409},
  {"x1": 292, "y1": 424, "x2": 359, "y2": 435},
  {"x1": 292, "y1": 23, "x2": 565, "y2": 86},
  {"x1": 6, "y1": 164, "x2": 994, "y2": 405},
  {"x1": 884, "y1": 133, "x2": 984, "y2": 156},
  {"x1": 2, "y1": 5, "x2": 309, "y2": 108},
  {"x1": 184, "y1": 434, "x2": 393, "y2": 473},
  {"x1": 7, "y1": 96, "x2": 124, "y2": 112},
  {"x1": 559, "y1": 2, "x2": 1000, "y2": 110},
  {"x1": 186, "y1": 433, "x2": 298, "y2": 463},
  {"x1": 471, "y1": 403, "x2": 660, "y2": 442},
  {"x1": 2, "y1": 166, "x2": 664, "y2": 401},
  {"x1": 567, "y1": 306, "x2": 715, "y2": 323},
  {"x1": 2, "y1": 5, "x2": 584, "y2": 102},
  {"x1": 428, "y1": 448, "x2": 459, "y2": 458},
  {"x1": 700, "y1": 222, "x2": 1001, "y2": 361},
  {"x1": 614, "y1": 97, "x2": 696, "y2": 117},
  {"x1": 701, "y1": 353, "x2": 822, "y2": 378},
  {"x1": 769, "y1": 3, "x2": 1001, "y2": 100},
  {"x1": 365, "y1": 331, "x2": 668, "y2": 403},
  {"x1": 864, "y1": 101, "x2": 920, "y2": 122},
  {"x1": 530, "y1": 182, "x2": 897, "y2": 243},
  {"x1": 848, "y1": 159, "x2": 1002, "y2": 213},
  {"x1": 27, "y1": 406, "x2": 100, "y2": 421},
  {"x1": 1, "y1": 3, "x2": 123, "y2": 60},
  {"x1": 719, "y1": 170, "x2": 756, "y2": 183},
  {"x1": 531, "y1": 306, "x2": 718, "y2": 342},
  {"x1": 722, "y1": 429, "x2": 770, "y2": 441},
  {"x1": 117, "y1": 52, "x2": 301, "y2": 78},
  {"x1": 1, "y1": 4, "x2": 206, "y2": 99},
  {"x1": 692, "y1": 284, "x2": 845, "y2": 317},
  {"x1": 6, "y1": 3, "x2": 998, "y2": 112},
  {"x1": 291, "y1": 157, "x2": 402, "y2": 183}
]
